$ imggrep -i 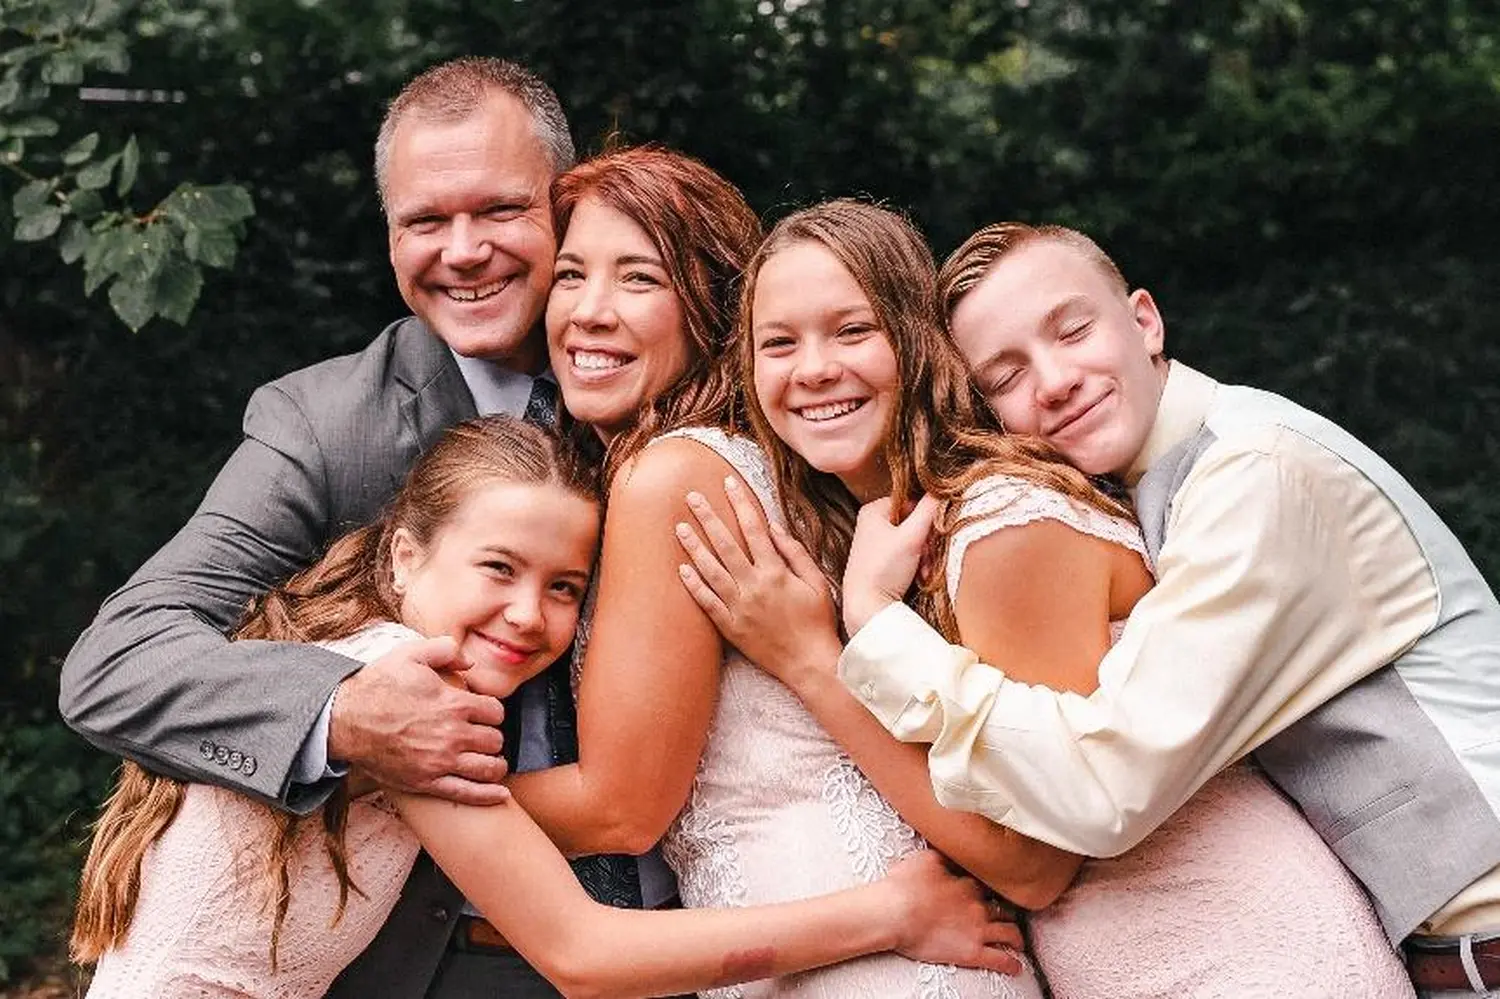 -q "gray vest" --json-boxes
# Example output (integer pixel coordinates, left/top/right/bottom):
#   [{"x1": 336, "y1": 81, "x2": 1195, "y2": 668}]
[{"x1": 1134, "y1": 383, "x2": 1500, "y2": 942}]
